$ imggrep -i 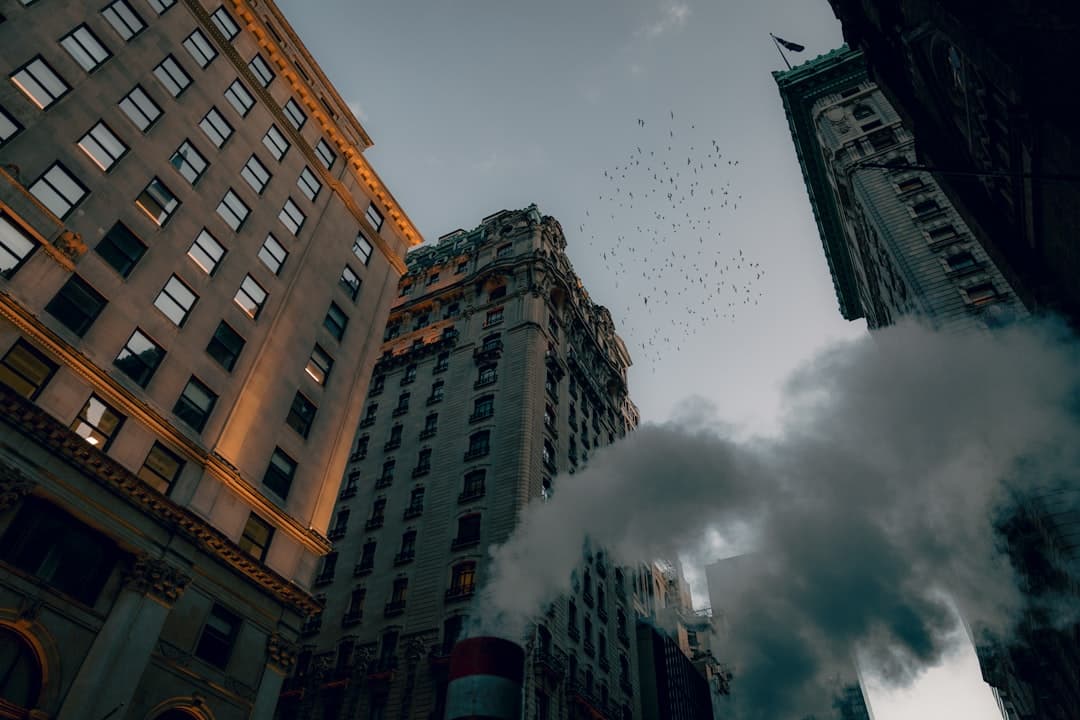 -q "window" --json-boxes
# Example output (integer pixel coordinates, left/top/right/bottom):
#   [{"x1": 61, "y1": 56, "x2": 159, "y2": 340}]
[
  {"x1": 455, "y1": 514, "x2": 481, "y2": 545},
  {"x1": 398, "y1": 284, "x2": 412, "y2": 297},
  {"x1": 77, "y1": 122, "x2": 127, "y2": 172},
  {"x1": 462, "y1": 469, "x2": 485, "y2": 498},
  {"x1": 324, "y1": 302, "x2": 347, "y2": 340},
  {"x1": 194, "y1": 605, "x2": 240, "y2": 669},
  {"x1": 456, "y1": 261, "x2": 468, "y2": 274},
  {"x1": 91, "y1": 224, "x2": 147, "y2": 280},
  {"x1": 928, "y1": 225, "x2": 958, "y2": 244},
  {"x1": 11, "y1": 57, "x2": 70, "y2": 109},
  {"x1": 424, "y1": 413, "x2": 438, "y2": 433},
  {"x1": 200, "y1": 107, "x2": 233, "y2": 148},
  {"x1": 155, "y1": 275, "x2": 197, "y2": 326},
  {"x1": 399, "y1": 530, "x2": 417, "y2": 557},
  {"x1": 387, "y1": 425, "x2": 403, "y2": 445},
  {"x1": 263, "y1": 447, "x2": 296, "y2": 498},
  {"x1": 316, "y1": 552, "x2": 338, "y2": 583},
  {"x1": 279, "y1": 198, "x2": 305, "y2": 235},
  {"x1": 912, "y1": 199, "x2": 940, "y2": 217},
  {"x1": 466, "y1": 430, "x2": 490, "y2": 458},
  {"x1": 364, "y1": 403, "x2": 378, "y2": 422},
  {"x1": 0, "y1": 211, "x2": 37, "y2": 277},
  {"x1": 867, "y1": 128, "x2": 897, "y2": 152},
  {"x1": 174, "y1": 377, "x2": 216, "y2": 431},
  {"x1": 358, "y1": 541, "x2": 376, "y2": 571},
  {"x1": 339, "y1": 266, "x2": 361, "y2": 300},
  {"x1": 45, "y1": 275, "x2": 105, "y2": 336},
  {"x1": 852, "y1": 103, "x2": 874, "y2": 120},
  {"x1": 484, "y1": 308, "x2": 505, "y2": 329},
  {"x1": 389, "y1": 577, "x2": 408, "y2": 605},
  {"x1": 0, "y1": 340, "x2": 56, "y2": 400},
  {"x1": 138, "y1": 442, "x2": 183, "y2": 494},
  {"x1": 305, "y1": 344, "x2": 332, "y2": 385},
  {"x1": 297, "y1": 167, "x2": 321, "y2": 201},
  {"x1": 352, "y1": 235, "x2": 373, "y2": 264},
  {"x1": 102, "y1": 0, "x2": 145, "y2": 40},
  {"x1": 234, "y1": 275, "x2": 267, "y2": 319},
  {"x1": 473, "y1": 394, "x2": 494, "y2": 420},
  {"x1": 254, "y1": 235, "x2": 287, "y2": 276},
  {"x1": 283, "y1": 98, "x2": 306, "y2": 129},
  {"x1": 315, "y1": 139, "x2": 336, "y2": 170},
  {"x1": 60, "y1": 25, "x2": 112, "y2": 72},
  {"x1": 395, "y1": 392, "x2": 410, "y2": 413},
  {"x1": 402, "y1": 365, "x2": 417, "y2": 384},
  {"x1": 118, "y1": 85, "x2": 161, "y2": 131},
  {"x1": 170, "y1": 139, "x2": 208, "y2": 184},
  {"x1": 426, "y1": 273, "x2": 439, "y2": 286},
  {"x1": 370, "y1": 497, "x2": 387, "y2": 522},
  {"x1": 153, "y1": 55, "x2": 191, "y2": 97},
  {"x1": 239, "y1": 513, "x2": 273, "y2": 561},
  {"x1": 286, "y1": 391, "x2": 317, "y2": 438},
  {"x1": 135, "y1": 177, "x2": 180, "y2": 226},
  {"x1": 206, "y1": 321, "x2": 244, "y2": 370},
  {"x1": 0, "y1": 105, "x2": 23, "y2": 147},
  {"x1": 71, "y1": 394, "x2": 124, "y2": 449},
  {"x1": 429, "y1": 380, "x2": 444, "y2": 403},
  {"x1": 114, "y1": 328, "x2": 164, "y2": 387},
  {"x1": 897, "y1": 177, "x2": 925, "y2": 194},
  {"x1": 224, "y1": 79, "x2": 254, "y2": 116},
  {"x1": 434, "y1": 351, "x2": 449, "y2": 372},
  {"x1": 450, "y1": 561, "x2": 476, "y2": 593},
  {"x1": 183, "y1": 29, "x2": 216, "y2": 68},
  {"x1": 147, "y1": 0, "x2": 176, "y2": 14},
  {"x1": 216, "y1": 190, "x2": 249, "y2": 231},
  {"x1": 262, "y1": 124, "x2": 289, "y2": 160},
  {"x1": 947, "y1": 251, "x2": 978, "y2": 273},
  {"x1": 965, "y1": 282, "x2": 997, "y2": 305},
  {"x1": 365, "y1": 204, "x2": 383, "y2": 231},
  {"x1": 496, "y1": 244, "x2": 511, "y2": 258},
  {"x1": 345, "y1": 587, "x2": 365, "y2": 620},
  {"x1": 241, "y1": 155, "x2": 271, "y2": 194},
  {"x1": 477, "y1": 364, "x2": 496, "y2": 386},
  {"x1": 211, "y1": 5, "x2": 240, "y2": 39},
  {"x1": 186, "y1": 229, "x2": 225, "y2": 275},
  {"x1": 29, "y1": 163, "x2": 88, "y2": 219},
  {"x1": 248, "y1": 54, "x2": 274, "y2": 87}
]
